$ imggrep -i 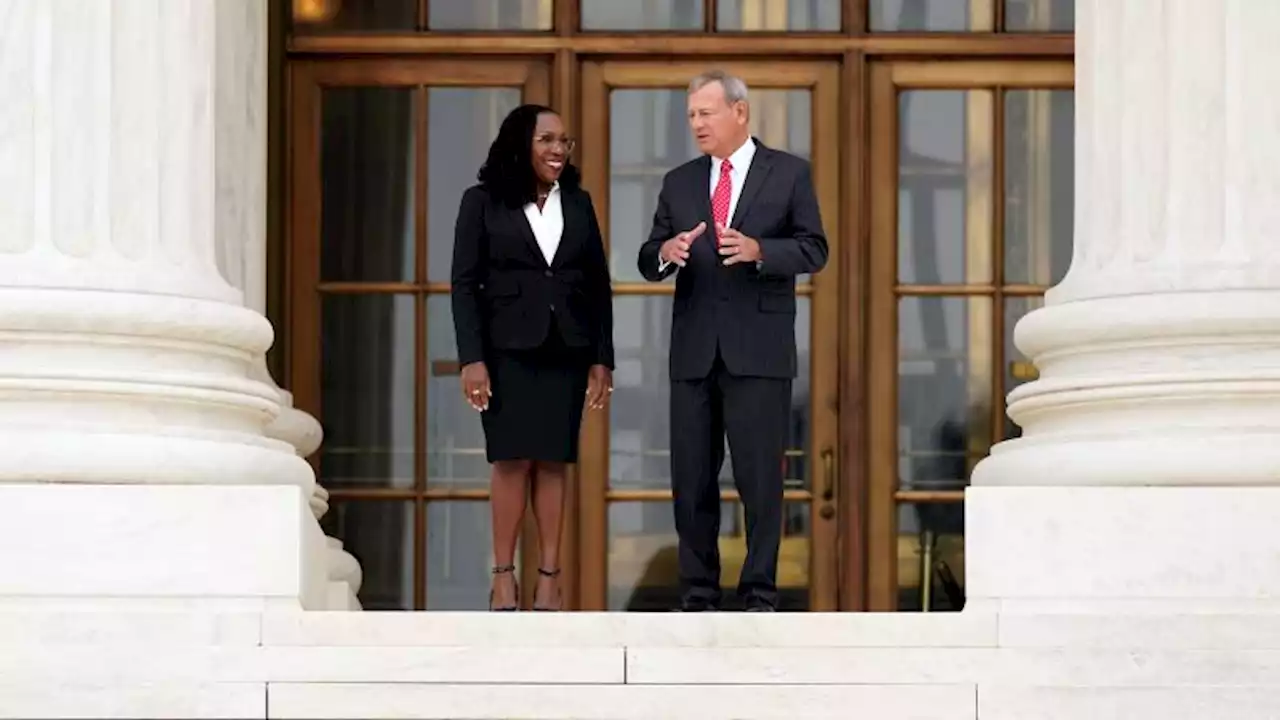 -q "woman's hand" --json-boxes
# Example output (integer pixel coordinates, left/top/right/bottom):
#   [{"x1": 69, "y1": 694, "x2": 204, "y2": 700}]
[
  {"x1": 461, "y1": 361, "x2": 492, "y2": 411},
  {"x1": 585, "y1": 365, "x2": 613, "y2": 411}
]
